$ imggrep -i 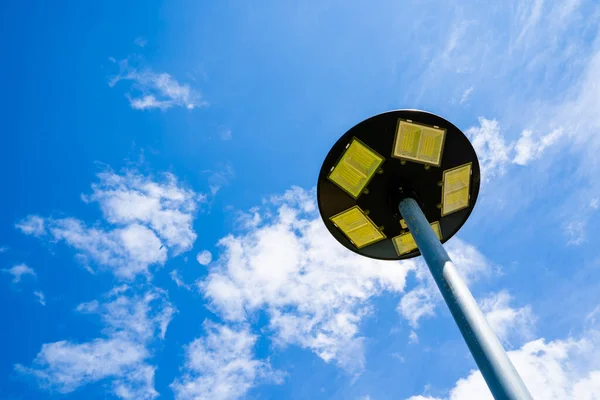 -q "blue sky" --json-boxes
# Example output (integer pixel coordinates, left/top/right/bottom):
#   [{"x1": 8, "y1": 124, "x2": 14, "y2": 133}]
[{"x1": 1, "y1": 0, "x2": 600, "y2": 399}]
